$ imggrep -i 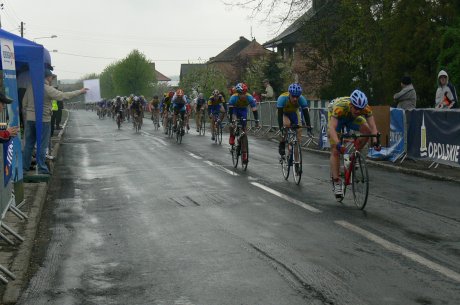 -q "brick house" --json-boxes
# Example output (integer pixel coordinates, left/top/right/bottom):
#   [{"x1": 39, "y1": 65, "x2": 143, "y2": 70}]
[
  {"x1": 262, "y1": 0, "x2": 331, "y2": 99},
  {"x1": 179, "y1": 36, "x2": 272, "y2": 89},
  {"x1": 207, "y1": 36, "x2": 272, "y2": 85}
]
